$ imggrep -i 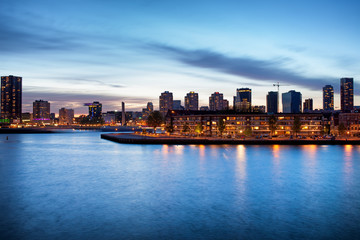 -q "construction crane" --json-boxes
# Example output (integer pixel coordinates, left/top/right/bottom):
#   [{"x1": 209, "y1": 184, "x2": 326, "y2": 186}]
[{"x1": 273, "y1": 82, "x2": 289, "y2": 92}]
